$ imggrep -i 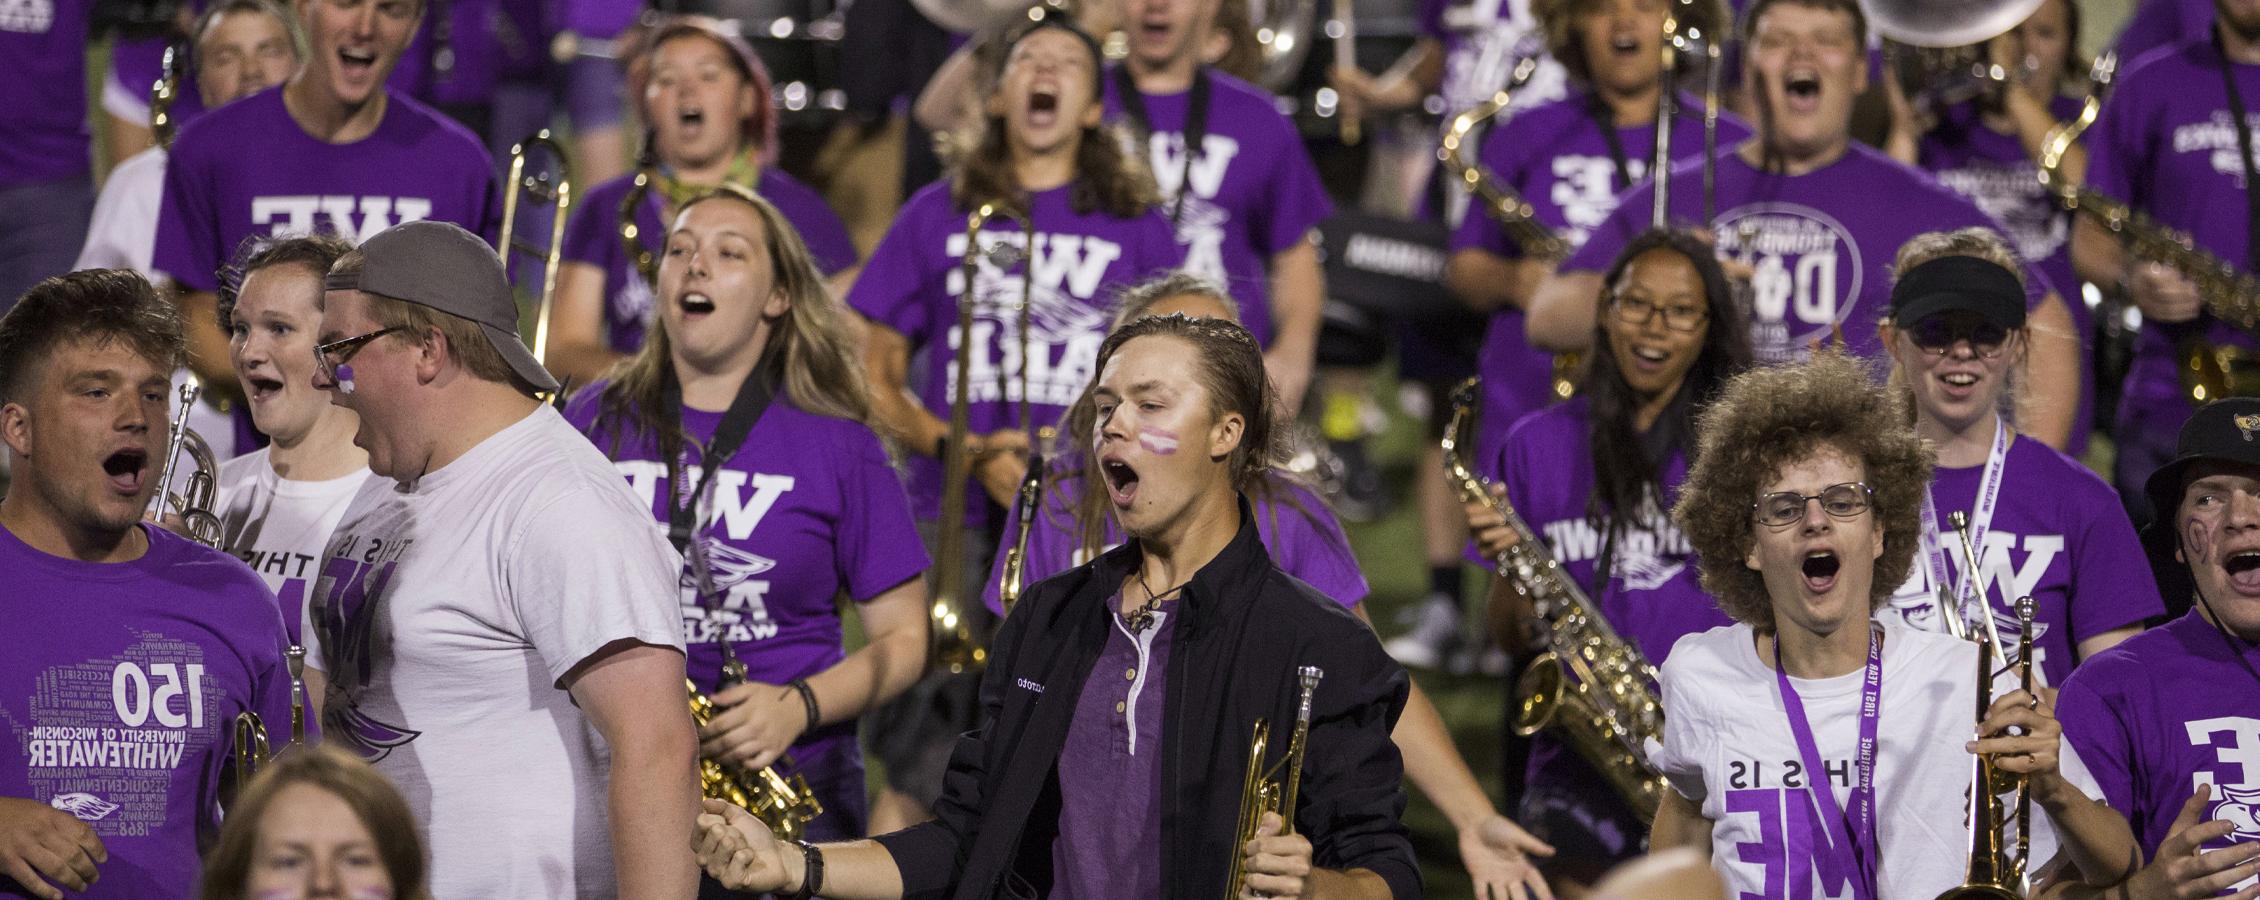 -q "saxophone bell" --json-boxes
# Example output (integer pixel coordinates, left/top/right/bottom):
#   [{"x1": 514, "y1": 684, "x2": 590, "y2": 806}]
[{"x1": 1225, "y1": 667, "x2": 1322, "y2": 900}]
